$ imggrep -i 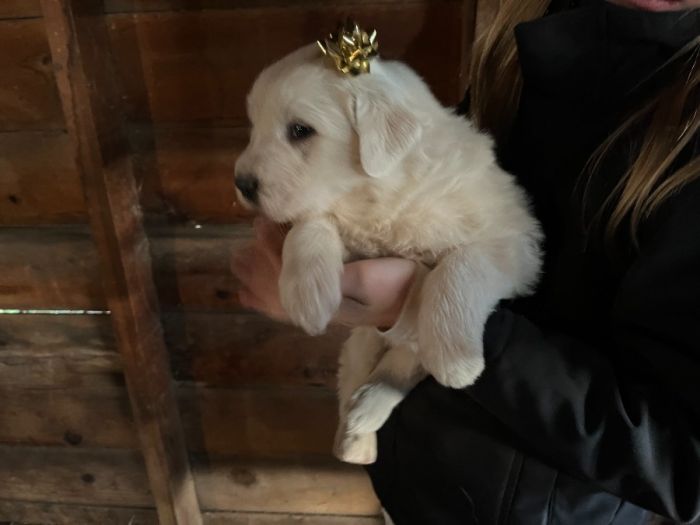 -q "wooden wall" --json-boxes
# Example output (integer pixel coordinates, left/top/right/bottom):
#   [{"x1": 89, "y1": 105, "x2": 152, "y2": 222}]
[
  {"x1": 1, "y1": 1, "x2": 473, "y2": 226},
  {"x1": 0, "y1": 0, "x2": 493, "y2": 522}
]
